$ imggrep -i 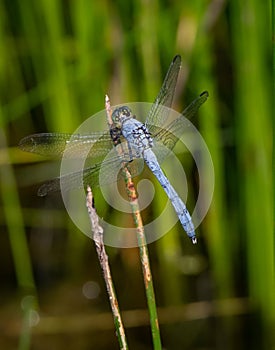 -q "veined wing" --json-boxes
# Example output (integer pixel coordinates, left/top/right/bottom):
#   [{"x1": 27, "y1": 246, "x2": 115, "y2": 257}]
[
  {"x1": 145, "y1": 55, "x2": 181, "y2": 133},
  {"x1": 19, "y1": 132, "x2": 114, "y2": 161},
  {"x1": 37, "y1": 147, "x2": 144, "y2": 196},
  {"x1": 152, "y1": 91, "x2": 209, "y2": 155}
]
